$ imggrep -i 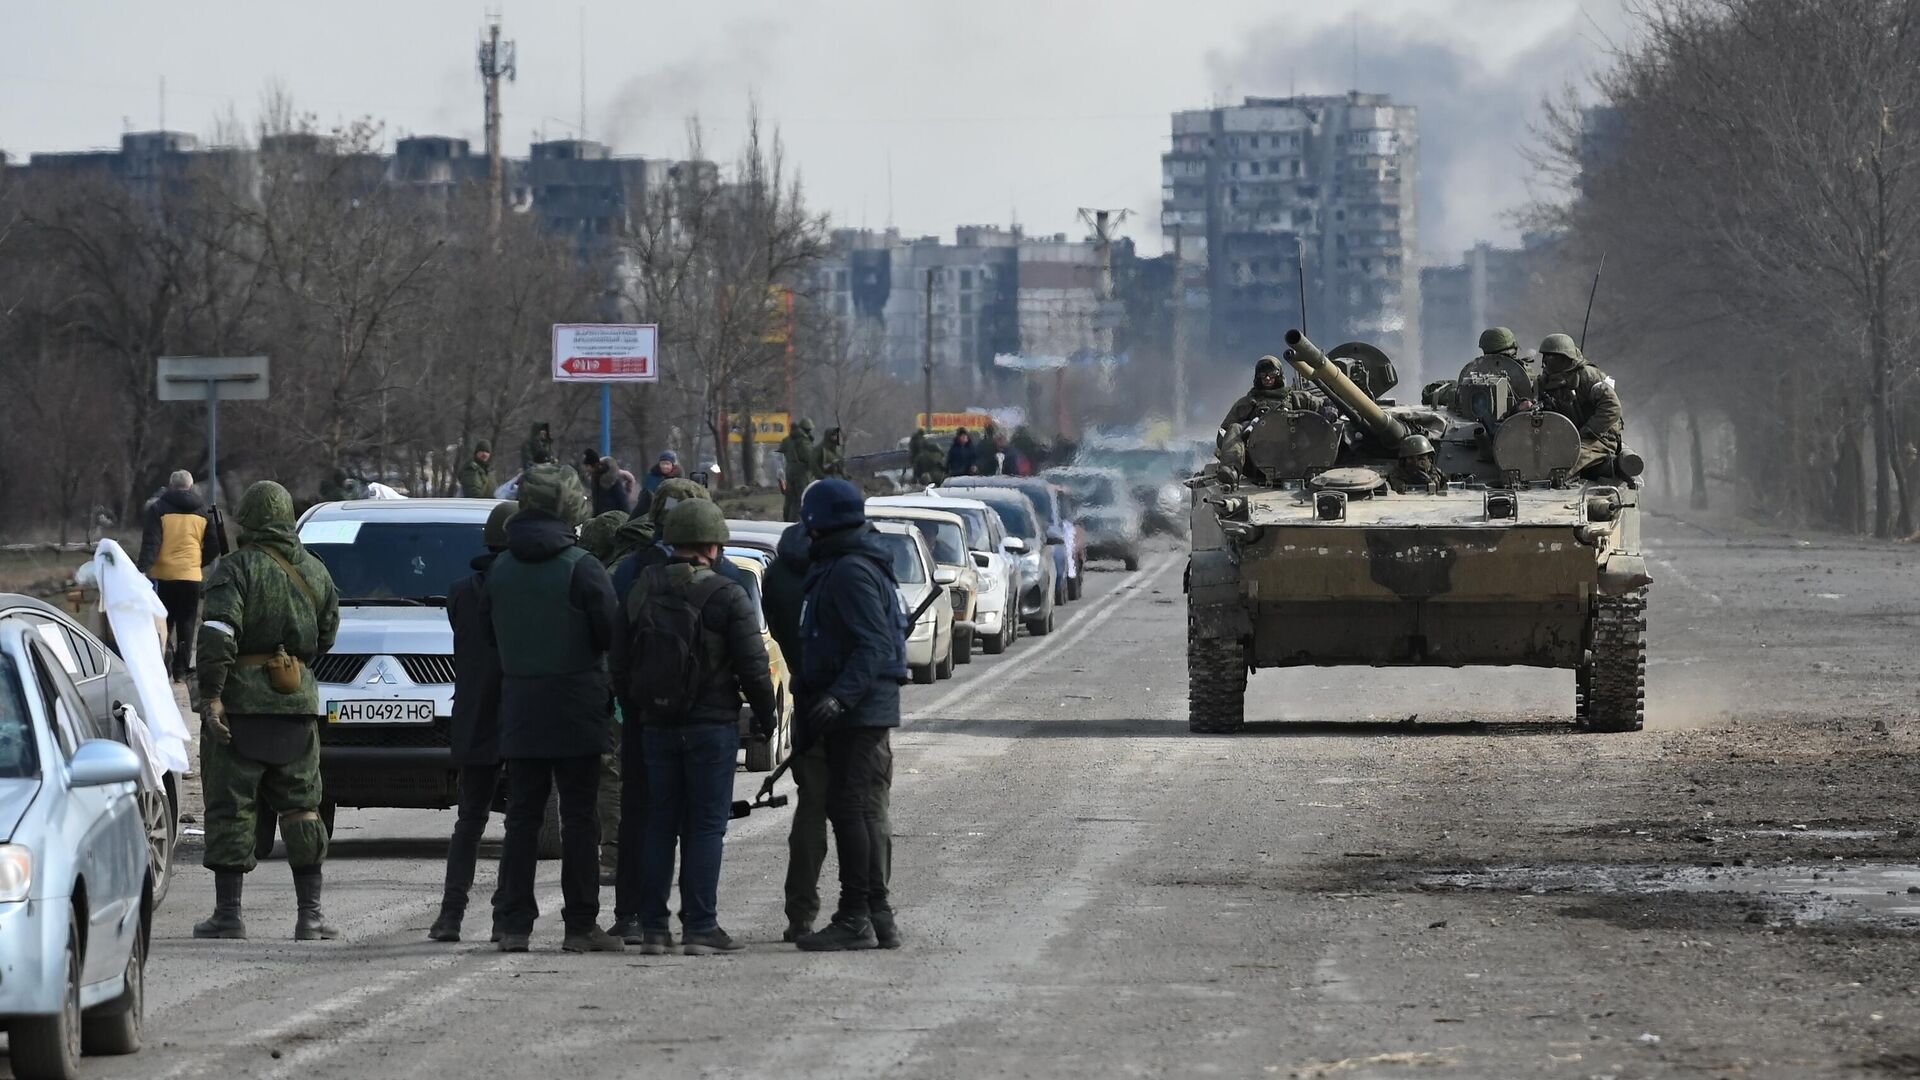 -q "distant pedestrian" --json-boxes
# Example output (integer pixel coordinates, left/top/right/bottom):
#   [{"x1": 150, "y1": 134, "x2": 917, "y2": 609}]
[
  {"x1": 791, "y1": 479, "x2": 907, "y2": 951},
  {"x1": 430, "y1": 500, "x2": 516, "y2": 943},
  {"x1": 590, "y1": 456, "x2": 638, "y2": 516},
  {"x1": 778, "y1": 418, "x2": 819, "y2": 522},
  {"x1": 945, "y1": 428, "x2": 979, "y2": 478},
  {"x1": 520, "y1": 421, "x2": 556, "y2": 470},
  {"x1": 482, "y1": 465, "x2": 624, "y2": 953},
  {"x1": 457, "y1": 441, "x2": 495, "y2": 498},
  {"x1": 815, "y1": 427, "x2": 847, "y2": 479},
  {"x1": 136, "y1": 469, "x2": 217, "y2": 680},
  {"x1": 611, "y1": 500, "x2": 775, "y2": 955}
]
